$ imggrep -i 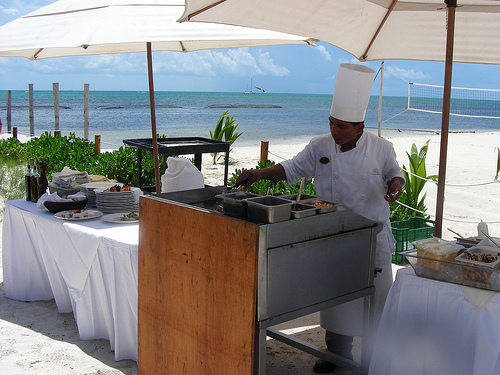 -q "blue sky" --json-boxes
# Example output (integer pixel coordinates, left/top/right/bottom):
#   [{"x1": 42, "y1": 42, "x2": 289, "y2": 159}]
[{"x1": 1, "y1": 1, "x2": 500, "y2": 96}]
